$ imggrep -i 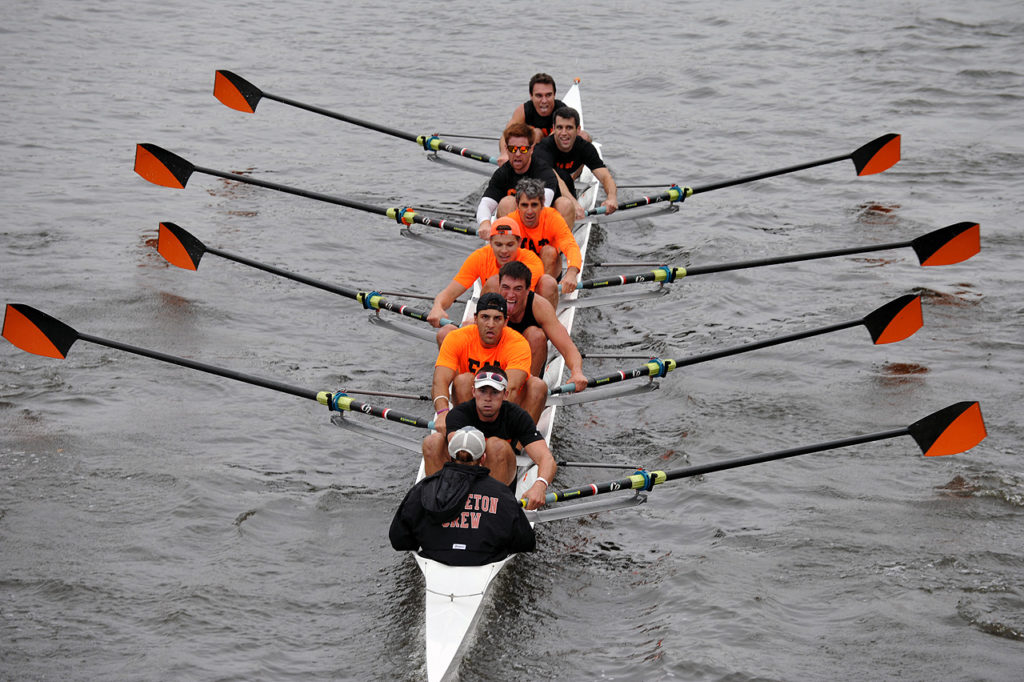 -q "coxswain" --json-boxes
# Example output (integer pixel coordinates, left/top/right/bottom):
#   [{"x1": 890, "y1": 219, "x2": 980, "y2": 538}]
[{"x1": 390, "y1": 425, "x2": 537, "y2": 563}]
